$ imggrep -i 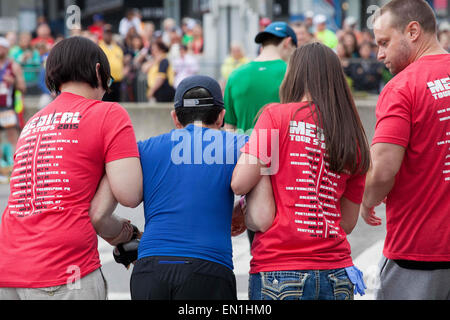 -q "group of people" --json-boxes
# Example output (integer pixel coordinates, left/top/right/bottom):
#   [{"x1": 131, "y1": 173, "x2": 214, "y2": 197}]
[
  {"x1": 0, "y1": 12, "x2": 205, "y2": 179},
  {"x1": 3, "y1": 6, "x2": 449, "y2": 107},
  {"x1": 0, "y1": 0, "x2": 448, "y2": 301},
  {"x1": 223, "y1": 12, "x2": 450, "y2": 95},
  {"x1": 0, "y1": 22, "x2": 61, "y2": 183},
  {"x1": 73, "y1": 12, "x2": 204, "y2": 104}
]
